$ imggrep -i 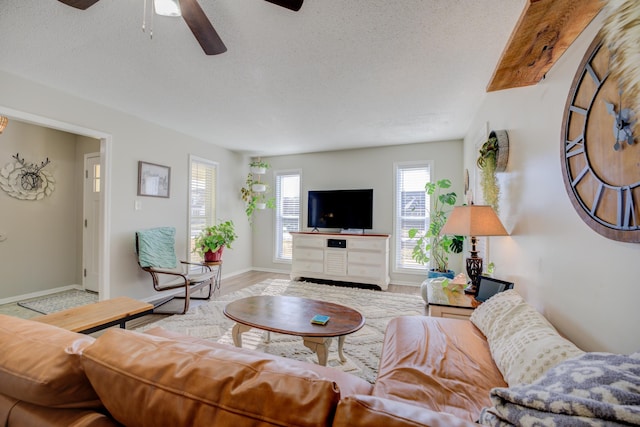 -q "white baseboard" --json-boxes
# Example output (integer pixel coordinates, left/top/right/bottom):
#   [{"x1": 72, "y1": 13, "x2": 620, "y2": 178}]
[
  {"x1": 389, "y1": 280, "x2": 422, "y2": 287},
  {"x1": 251, "y1": 267, "x2": 291, "y2": 275},
  {"x1": 0, "y1": 284, "x2": 84, "y2": 306}
]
